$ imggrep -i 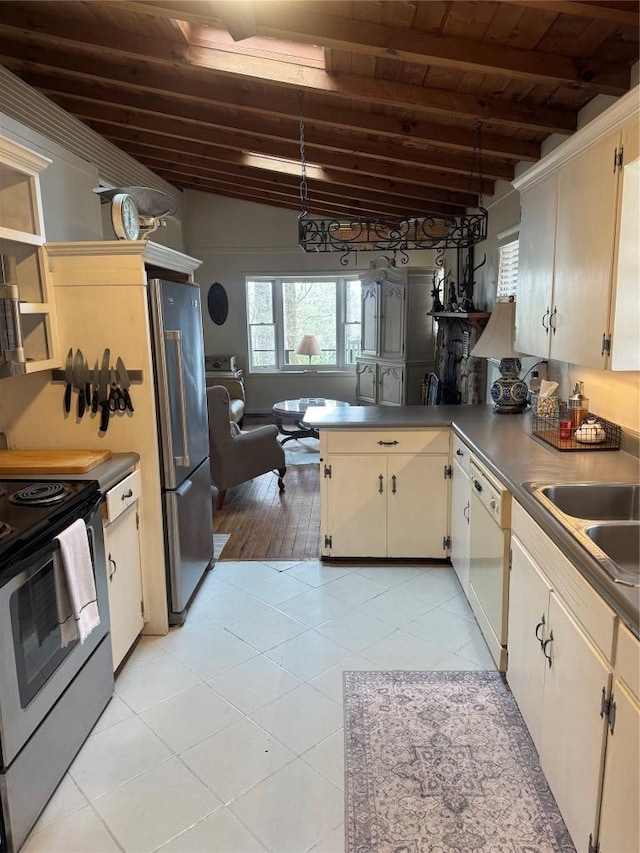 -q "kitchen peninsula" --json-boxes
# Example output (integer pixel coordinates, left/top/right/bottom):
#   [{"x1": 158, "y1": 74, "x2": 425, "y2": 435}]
[{"x1": 306, "y1": 403, "x2": 640, "y2": 853}]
